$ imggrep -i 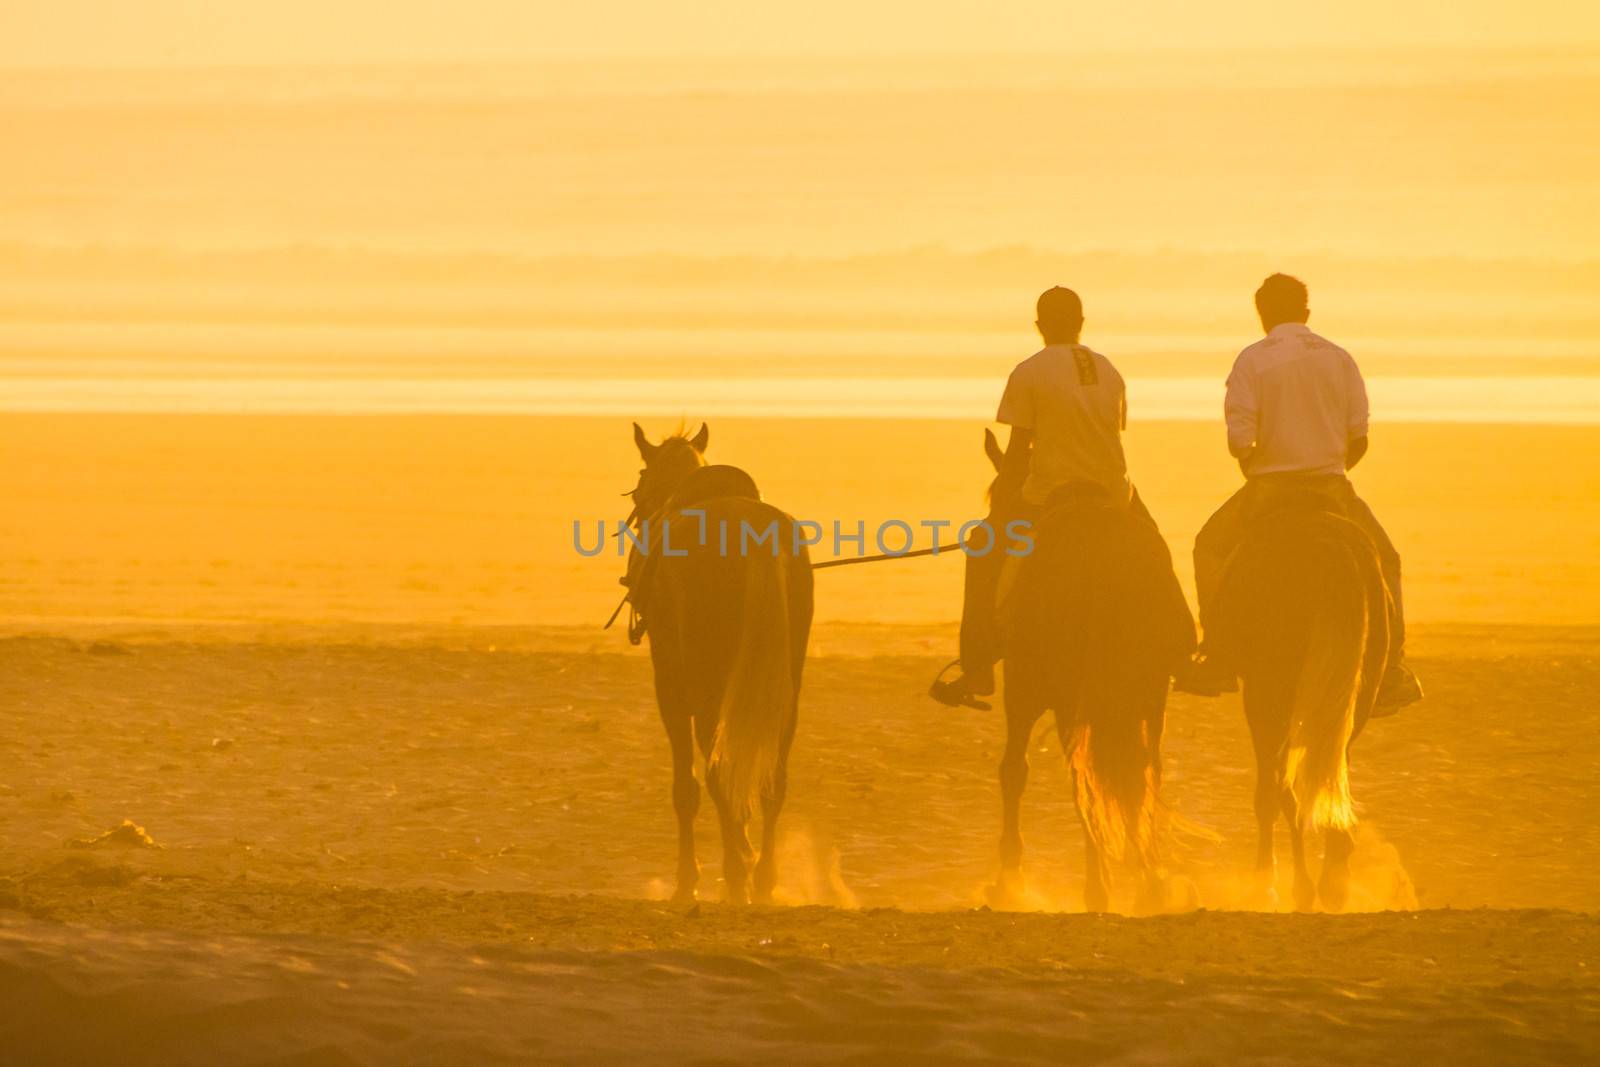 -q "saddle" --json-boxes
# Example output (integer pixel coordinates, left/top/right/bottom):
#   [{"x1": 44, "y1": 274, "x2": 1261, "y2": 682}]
[
  {"x1": 661, "y1": 464, "x2": 761, "y2": 510},
  {"x1": 996, "y1": 480, "x2": 1121, "y2": 612},
  {"x1": 1211, "y1": 475, "x2": 1356, "y2": 636},
  {"x1": 996, "y1": 478, "x2": 1194, "y2": 674},
  {"x1": 1242, "y1": 473, "x2": 1352, "y2": 524},
  {"x1": 620, "y1": 465, "x2": 762, "y2": 644}
]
